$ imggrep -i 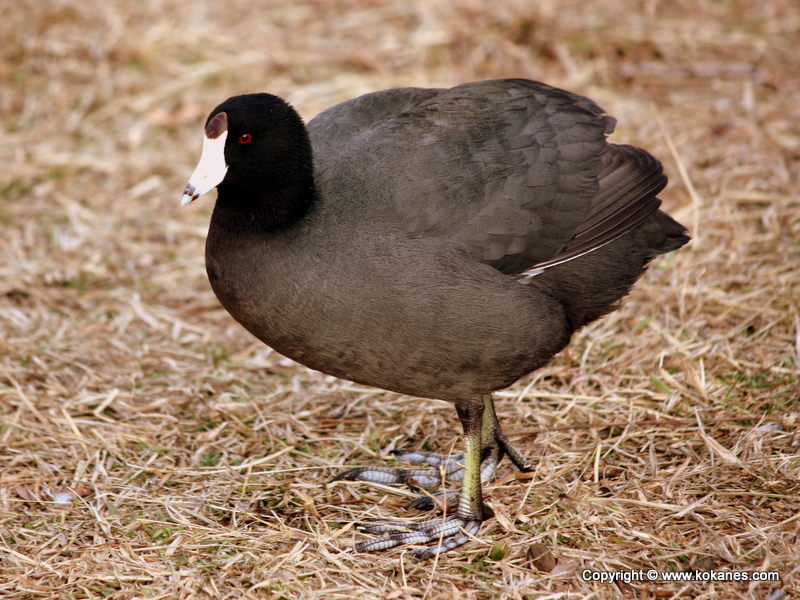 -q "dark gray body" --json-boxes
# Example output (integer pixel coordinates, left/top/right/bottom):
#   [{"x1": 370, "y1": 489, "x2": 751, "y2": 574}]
[{"x1": 205, "y1": 80, "x2": 688, "y2": 403}]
